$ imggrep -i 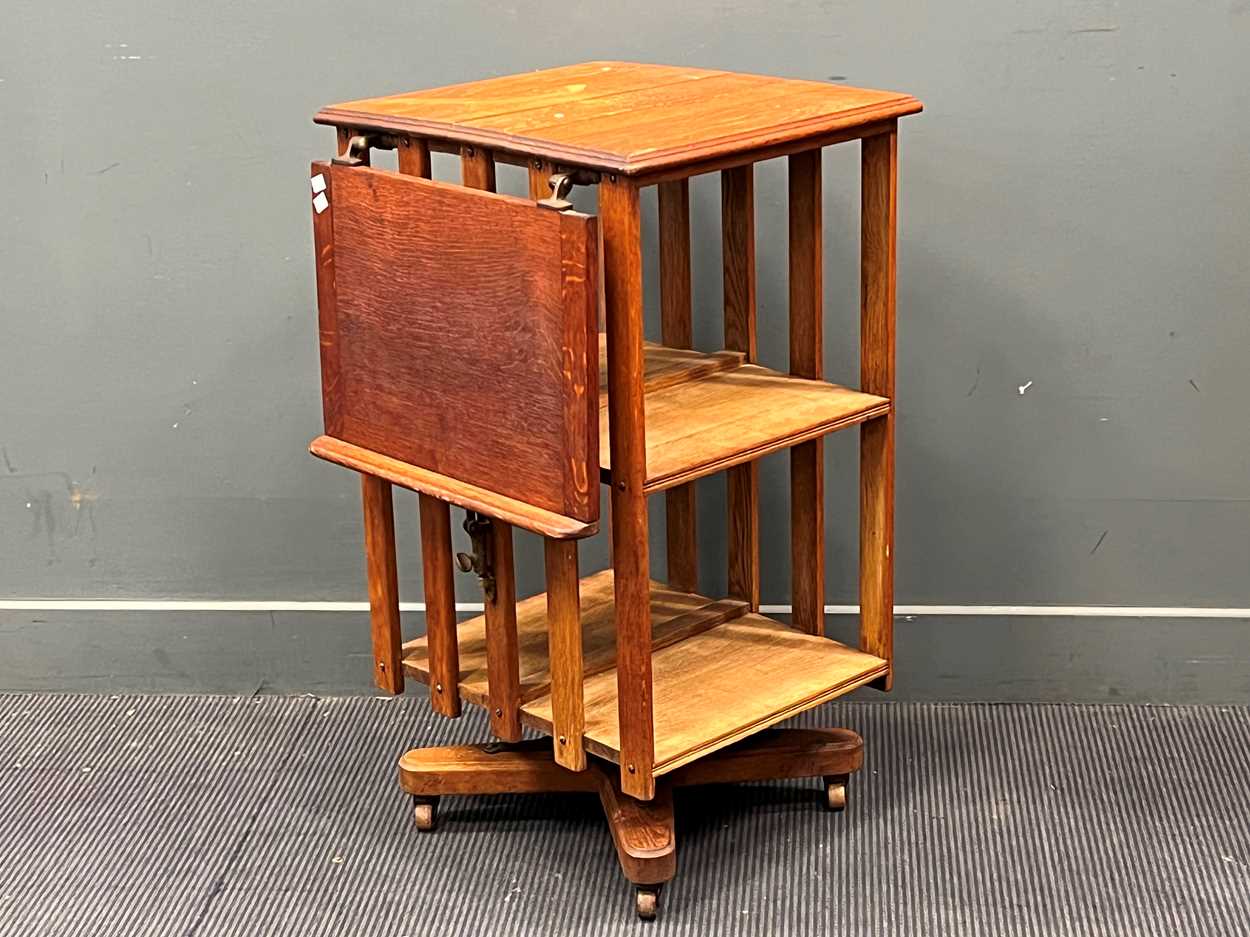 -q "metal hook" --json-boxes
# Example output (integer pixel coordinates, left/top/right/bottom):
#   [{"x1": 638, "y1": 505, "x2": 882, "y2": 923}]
[
  {"x1": 330, "y1": 134, "x2": 397, "y2": 166},
  {"x1": 537, "y1": 171, "x2": 577, "y2": 211},
  {"x1": 455, "y1": 511, "x2": 496, "y2": 601},
  {"x1": 331, "y1": 135, "x2": 372, "y2": 167}
]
